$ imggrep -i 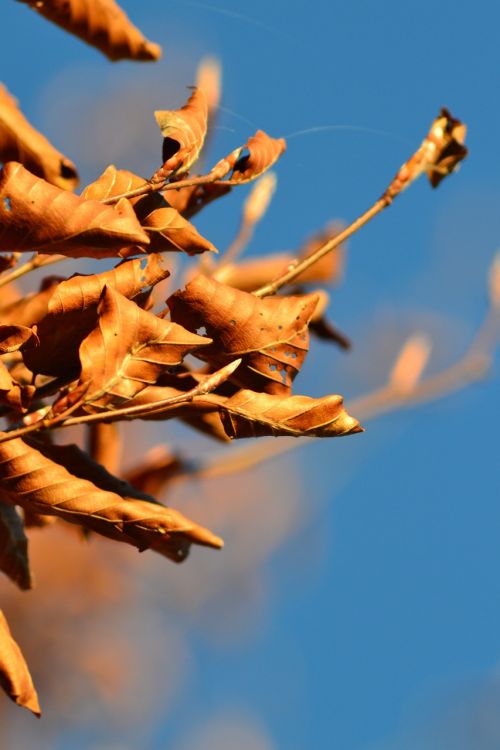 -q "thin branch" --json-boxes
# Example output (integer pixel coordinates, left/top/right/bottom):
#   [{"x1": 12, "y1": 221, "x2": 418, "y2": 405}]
[
  {"x1": 0, "y1": 253, "x2": 66, "y2": 289},
  {"x1": 0, "y1": 360, "x2": 241, "y2": 443}
]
